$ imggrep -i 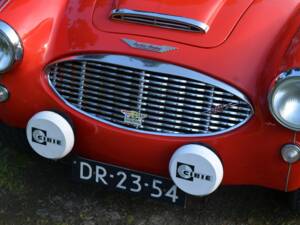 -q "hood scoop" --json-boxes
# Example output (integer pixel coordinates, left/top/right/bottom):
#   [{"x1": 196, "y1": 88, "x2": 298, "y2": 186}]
[
  {"x1": 111, "y1": 9, "x2": 210, "y2": 33},
  {"x1": 111, "y1": 0, "x2": 226, "y2": 33},
  {"x1": 93, "y1": 0, "x2": 254, "y2": 48}
]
